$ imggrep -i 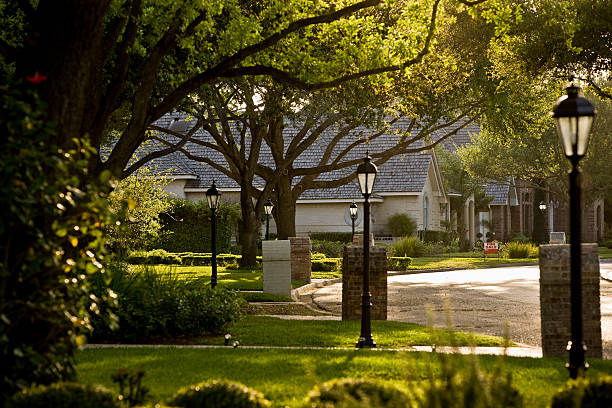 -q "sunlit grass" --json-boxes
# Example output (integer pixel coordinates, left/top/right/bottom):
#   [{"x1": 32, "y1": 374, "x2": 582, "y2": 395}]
[{"x1": 76, "y1": 347, "x2": 612, "y2": 407}]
